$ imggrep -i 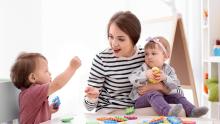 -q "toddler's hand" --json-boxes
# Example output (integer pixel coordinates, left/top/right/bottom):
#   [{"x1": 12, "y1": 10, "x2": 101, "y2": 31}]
[
  {"x1": 49, "y1": 104, "x2": 59, "y2": 114},
  {"x1": 85, "y1": 86, "x2": 100, "y2": 99},
  {"x1": 70, "y1": 56, "x2": 81, "y2": 69},
  {"x1": 154, "y1": 71, "x2": 166, "y2": 82}
]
